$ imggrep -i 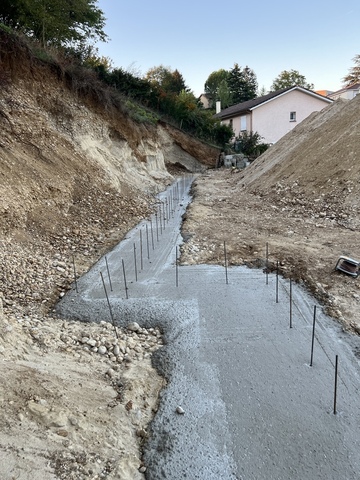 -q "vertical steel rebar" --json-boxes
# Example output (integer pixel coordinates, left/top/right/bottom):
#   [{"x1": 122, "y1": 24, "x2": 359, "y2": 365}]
[
  {"x1": 100, "y1": 271, "x2": 118, "y2": 339},
  {"x1": 162, "y1": 201, "x2": 166, "y2": 230},
  {"x1": 146, "y1": 223, "x2": 150, "y2": 259},
  {"x1": 150, "y1": 218, "x2": 155, "y2": 249},
  {"x1": 176, "y1": 246, "x2": 179, "y2": 287},
  {"x1": 310, "y1": 305, "x2": 317, "y2": 367},
  {"x1": 333, "y1": 355, "x2": 339, "y2": 414},
  {"x1": 155, "y1": 212, "x2": 160, "y2": 240},
  {"x1": 276, "y1": 261, "x2": 279, "y2": 303},
  {"x1": 133, "y1": 243, "x2": 138, "y2": 282},
  {"x1": 289, "y1": 278, "x2": 293, "y2": 328},
  {"x1": 140, "y1": 229, "x2": 143, "y2": 271},
  {"x1": 266, "y1": 242, "x2": 269, "y2": 285},
  {"x1": 159, "y1": 206, "x2": 163, "y2": 234},
  {"x1": 122, "y1": 259, "x2": 129, "y2": 299},
  {"x1": 105, "y1": 256, "x2": 113, "y2": 292},
  {"x1": 224, "y1": 241, "x2": 229, "y2": 285}
]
